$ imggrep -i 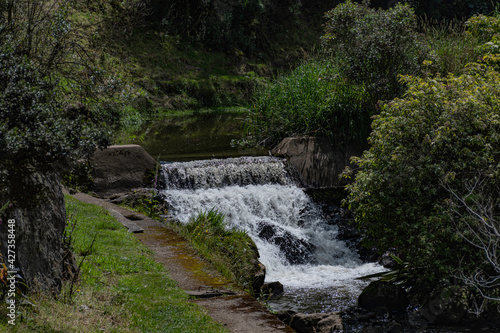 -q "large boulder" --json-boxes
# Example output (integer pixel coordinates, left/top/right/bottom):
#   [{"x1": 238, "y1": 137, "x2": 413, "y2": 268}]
[
  {"x1": 0, "y1": 172, "x2": 67, "y2": 294},
  {"x1": 92, "y1": 145, "x2": 157, "y2": 197},
  {"x1": 271, "y1": 136, "x2": 363, "y2": 188}
]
